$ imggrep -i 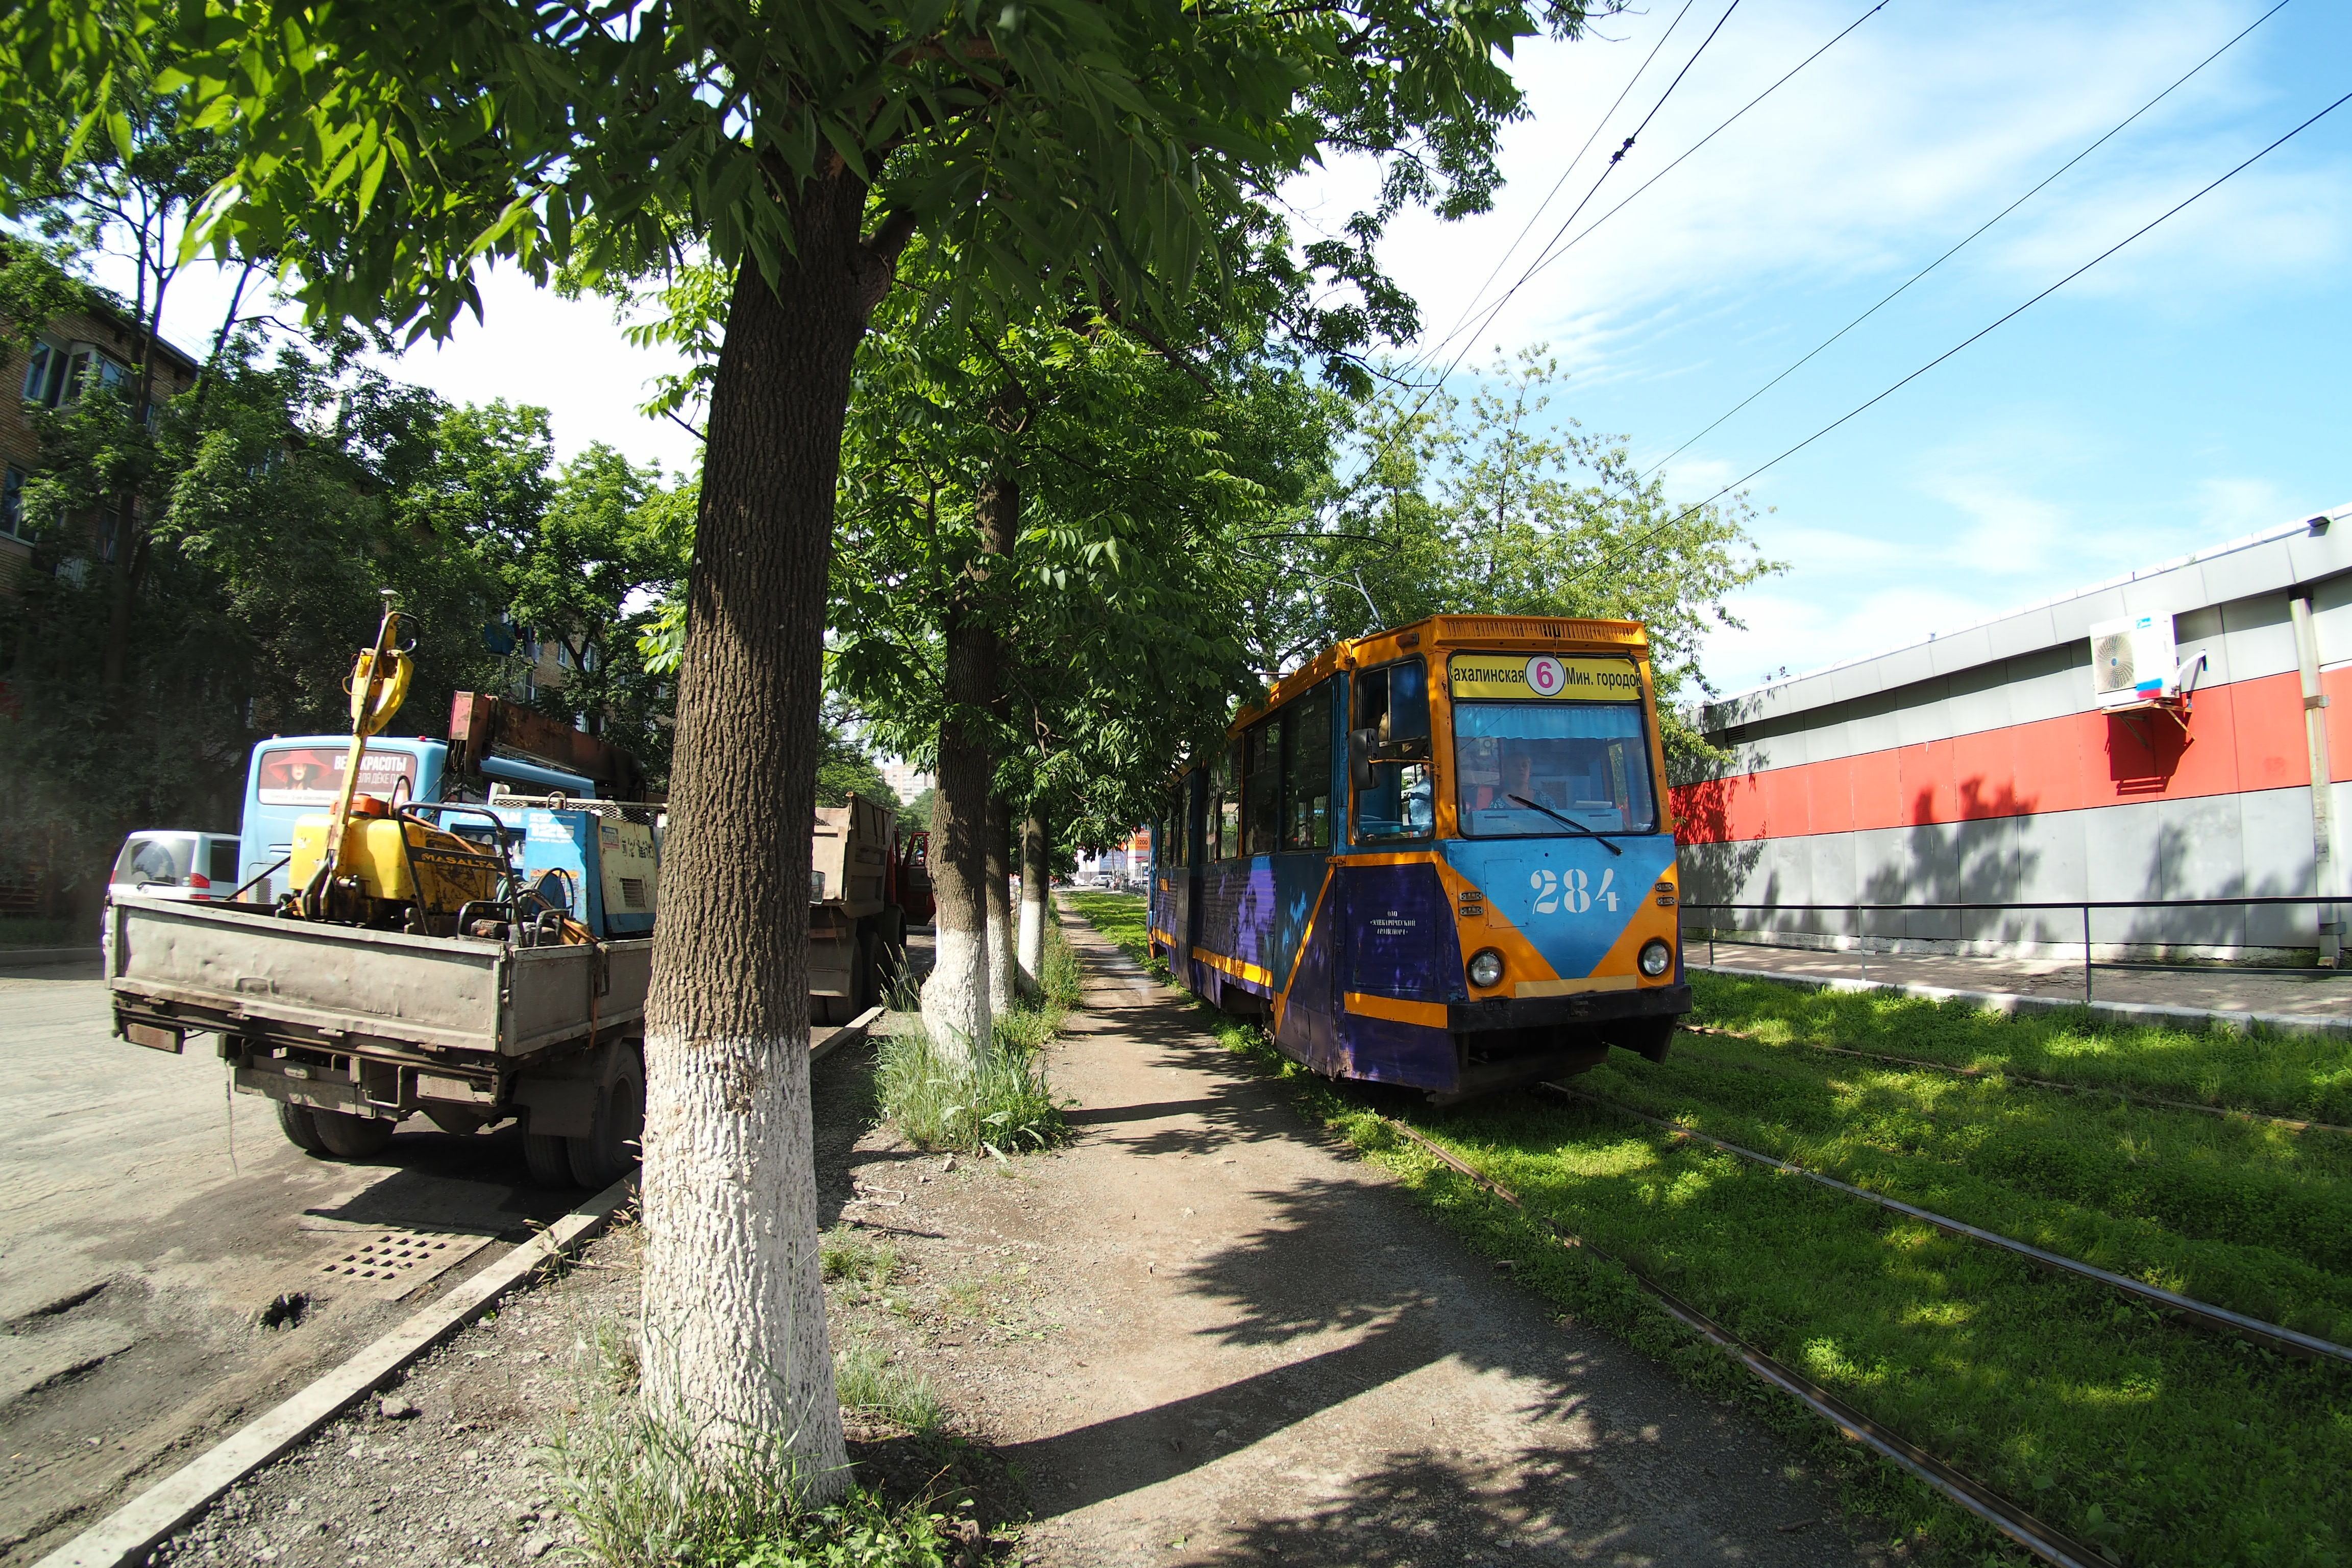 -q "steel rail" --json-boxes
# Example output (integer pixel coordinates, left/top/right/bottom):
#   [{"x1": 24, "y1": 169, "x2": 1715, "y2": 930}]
[
  {"x1": 1540, "y1": 1083, "x2": 2352, "y2": 1367},
  {"x1": 1378, "y1": 1117, "x2": 2111, "y2": 1568},
  {"x1": 1678, "y1": 1022, "x2": 2352, "y2": 1137}
]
